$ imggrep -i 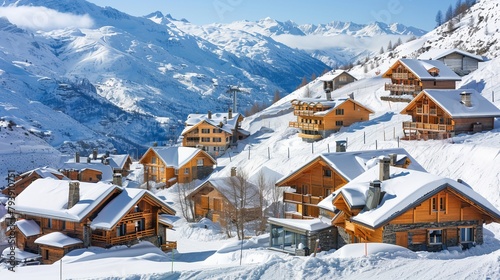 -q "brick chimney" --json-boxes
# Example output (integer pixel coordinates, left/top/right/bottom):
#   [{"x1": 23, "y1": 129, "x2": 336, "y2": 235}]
[
  {"x1": 68, "y1": 181, "x2": 80, "y2": 209},
  {"x1": 75, "y1": 152, "x2": 80, "y2": 163},
  {"x1": 113, "y1": 173, "x2": 122, "y2": 187},
  {"x1": 460, "y1": 91, "x2": 472, "y2": 107},
  {"x1": 379, "y1": 157, "x2": 390, "y2": 181}
]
